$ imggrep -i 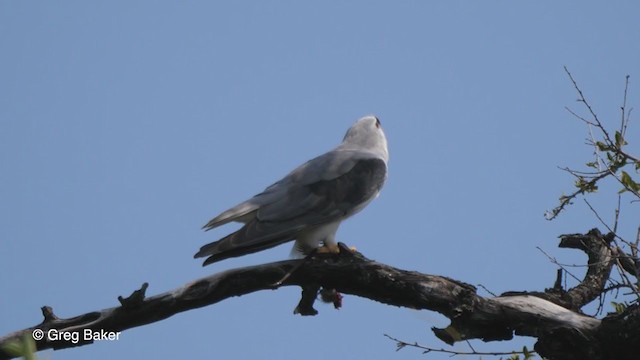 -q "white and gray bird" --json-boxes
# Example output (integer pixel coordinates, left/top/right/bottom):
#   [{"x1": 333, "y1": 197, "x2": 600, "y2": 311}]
[{"x1": 195, "y1": 115, "x2": 388, "y2": 266}]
